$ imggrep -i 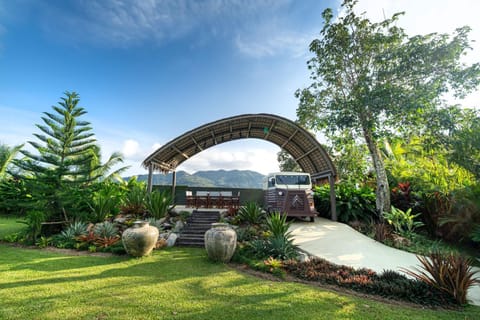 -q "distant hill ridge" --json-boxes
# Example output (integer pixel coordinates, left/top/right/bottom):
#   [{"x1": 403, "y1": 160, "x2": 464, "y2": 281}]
[{"x1": 126, "y1": 169, "x2": 266, "y2": 189}]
